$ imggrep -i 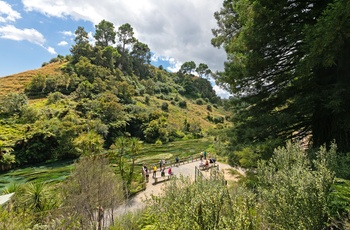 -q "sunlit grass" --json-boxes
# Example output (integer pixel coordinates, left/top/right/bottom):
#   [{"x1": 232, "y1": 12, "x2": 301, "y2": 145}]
[{"x1": 0, "y1": 62, "x2": 63, "y2": 97}]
